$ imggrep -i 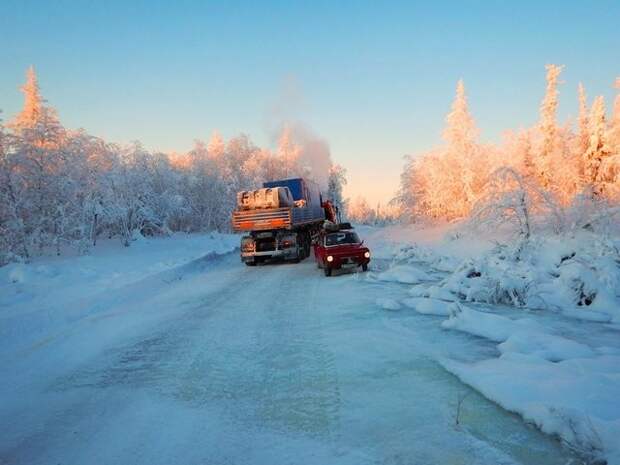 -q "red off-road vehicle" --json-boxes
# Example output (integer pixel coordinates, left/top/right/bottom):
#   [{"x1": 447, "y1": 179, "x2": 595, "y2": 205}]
[{"x1": 314, "y1": 226, "x2": 371, "y2": 277}]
